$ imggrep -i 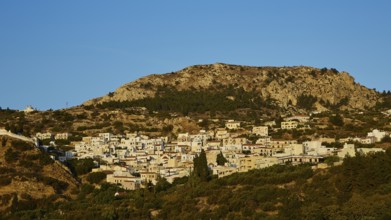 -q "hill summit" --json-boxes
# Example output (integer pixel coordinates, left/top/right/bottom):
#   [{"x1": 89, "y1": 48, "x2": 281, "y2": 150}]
[{"x1": 84, "y1": 63, "x2": 378, "y2": 111}]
